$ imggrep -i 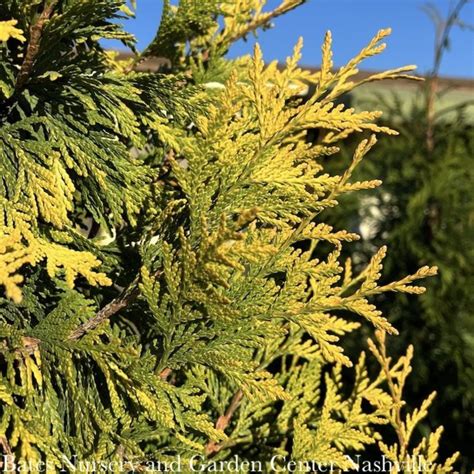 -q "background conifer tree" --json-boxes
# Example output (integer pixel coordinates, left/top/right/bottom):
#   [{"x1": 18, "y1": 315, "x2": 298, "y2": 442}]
[{"x1": 0, "y1": 0, "x2": 462, "y2": 470}]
